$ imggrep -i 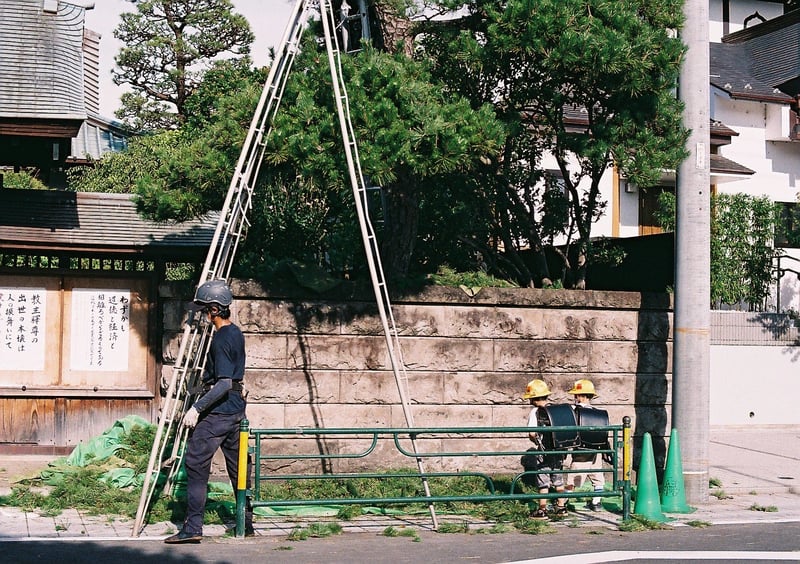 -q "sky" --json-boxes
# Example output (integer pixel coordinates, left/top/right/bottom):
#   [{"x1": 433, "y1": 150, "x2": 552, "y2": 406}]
[{"x1": 83, "y1": 0, "x2": 297, "y2": 118}]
